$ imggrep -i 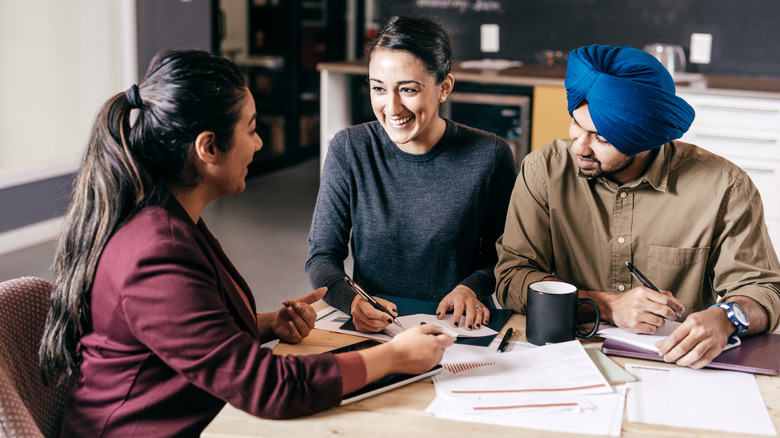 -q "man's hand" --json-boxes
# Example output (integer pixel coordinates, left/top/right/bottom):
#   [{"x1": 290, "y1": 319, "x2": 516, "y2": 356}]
[
  {"x1": 655, "y1": 306, "x2": 734, "y2": 369},
  {"x1": 600, "y1": 286, "x2": 685, "y2": 333},
  {"x1": 656, "y1": 297, "x2": 769, "y2": 369}
]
